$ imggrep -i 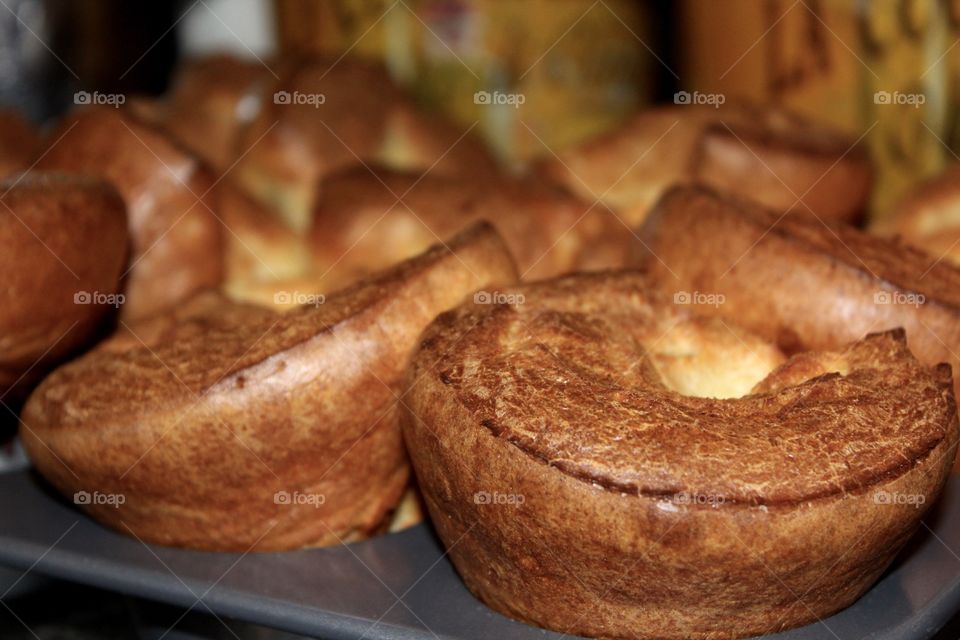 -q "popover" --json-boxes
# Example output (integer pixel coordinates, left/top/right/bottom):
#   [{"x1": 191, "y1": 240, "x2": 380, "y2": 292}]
[
  {"x1": 403, "y1": 270, "x2": 957, "y2": 639},
  {"x1": 22, "y1": 222, "x2": 517, "y2": 551},
  {"x1": 309, "y1": 166, "x2": 630, "y2": 286},
  {"x1": 38, "y1": 106, "x2": 223, "y2": 320},
  {"x1": 0, "y1": 173, "x2": 128, "y2": 400},
  {"x1": 544, "y1": 103, "x2": 871, "y2": 228}
]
